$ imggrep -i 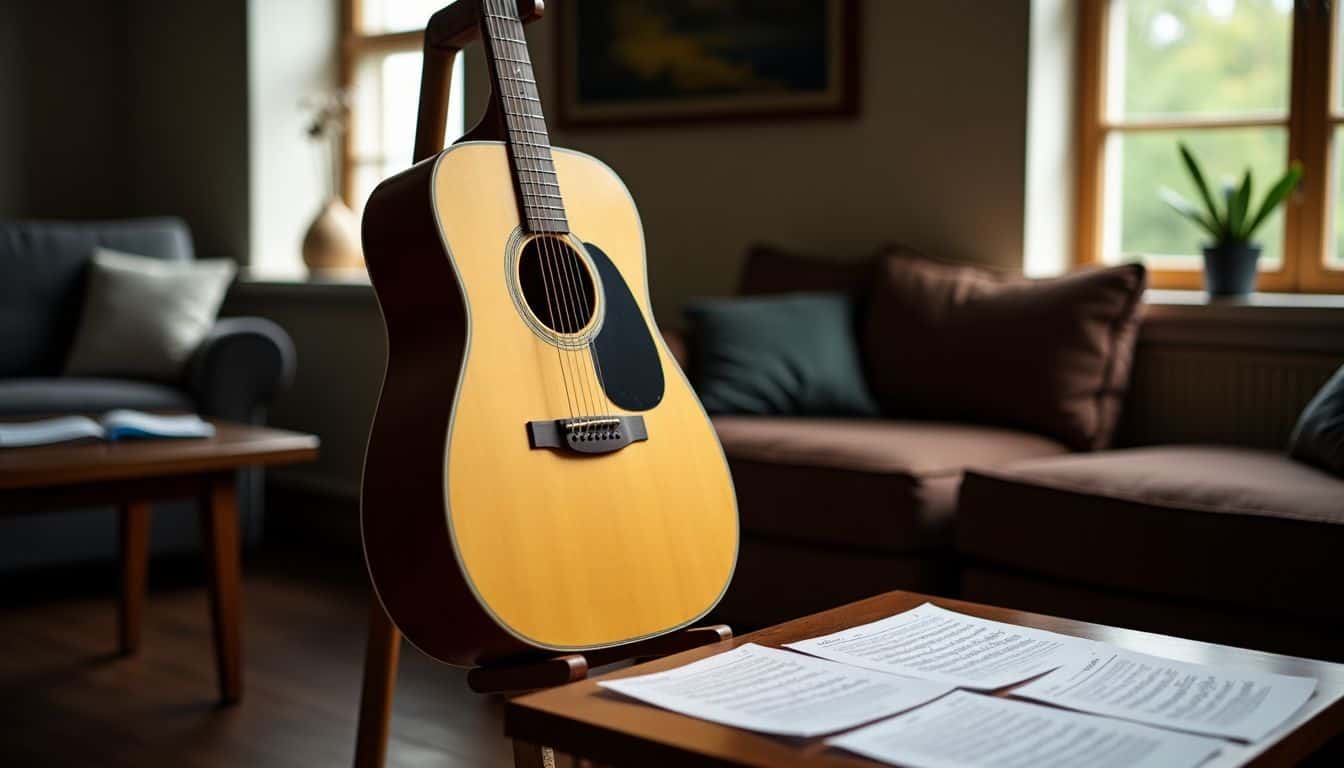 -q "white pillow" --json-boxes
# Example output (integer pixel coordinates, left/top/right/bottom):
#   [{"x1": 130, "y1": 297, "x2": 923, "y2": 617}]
[{"x1": 64, "y1": 248, "x2": 237, "y2": 381}]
